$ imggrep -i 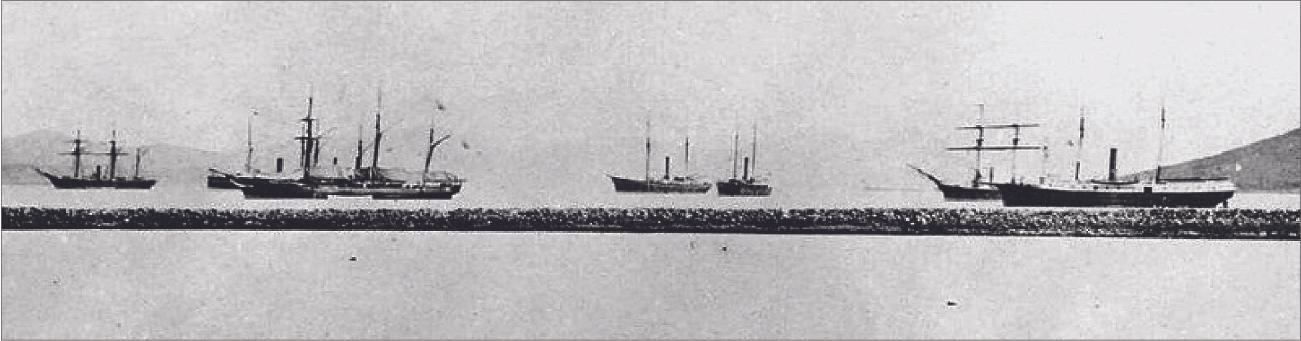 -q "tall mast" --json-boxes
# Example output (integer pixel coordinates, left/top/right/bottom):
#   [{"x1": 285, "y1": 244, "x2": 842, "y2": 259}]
[
  {"x1": 750, "y1": 123, "x2": 757, "y2": 180},
  {"x1": 644, "y1": 118, "x2": 651, "y2": 182},
  {"x1": 68, "y1": 130, "x2": 85, "y2": 178},
  {"x1": 133, "y1": 147, "x2": 143, "y2": 179},
  {"x1": 246, "y1": 109, "x2": 256, "y2": 174},
  {"x1": 354, "y1": 120, "x2": 364, "y2": 177},
  {"x1": 684, "y1": 136, "x2": 690, "y2": 175},
  {"x1": 107, "y1": 130, "x2": 120, "y2": 180},
  {"x1": 1155, "y1": 103, "x2": 1166, "y2": 182},
  {"x1": 973, "y1": 104, "x2": 986, "y2": 185},
  {"x1": 370, "y1": 86, "x2": 383, "y2": 179},
  {"x1": 731, "y1": 131, "x2": 739, "y2": 179},
  {"x1": 1074, "y1": 107, "x2": 1085, "y2": 181},
  {"x1": 295, "y1": 95, "x2": 316, "y2": 179}
]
